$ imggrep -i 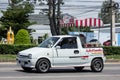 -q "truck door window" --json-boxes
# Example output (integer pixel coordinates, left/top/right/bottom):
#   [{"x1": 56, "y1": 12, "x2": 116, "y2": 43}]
[
  {"x1": 38, "y1": 37, "x2": 59, "y2": 48},
  {"x1": 57, "y1": 37, "x2": 78, "y2": 49}
]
